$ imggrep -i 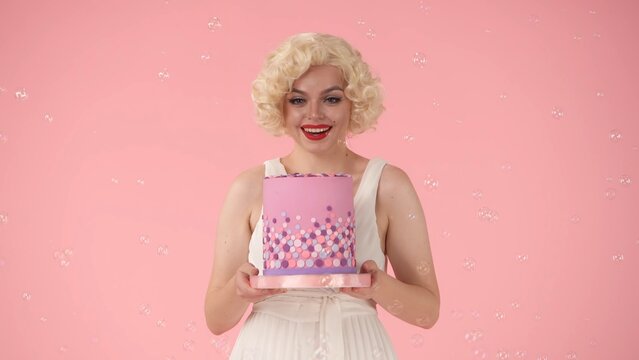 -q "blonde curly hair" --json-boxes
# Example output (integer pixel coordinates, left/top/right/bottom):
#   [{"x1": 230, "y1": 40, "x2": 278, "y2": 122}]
[{"x1": 251, "y1": 32, "x2": 384, "y2": 136}]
